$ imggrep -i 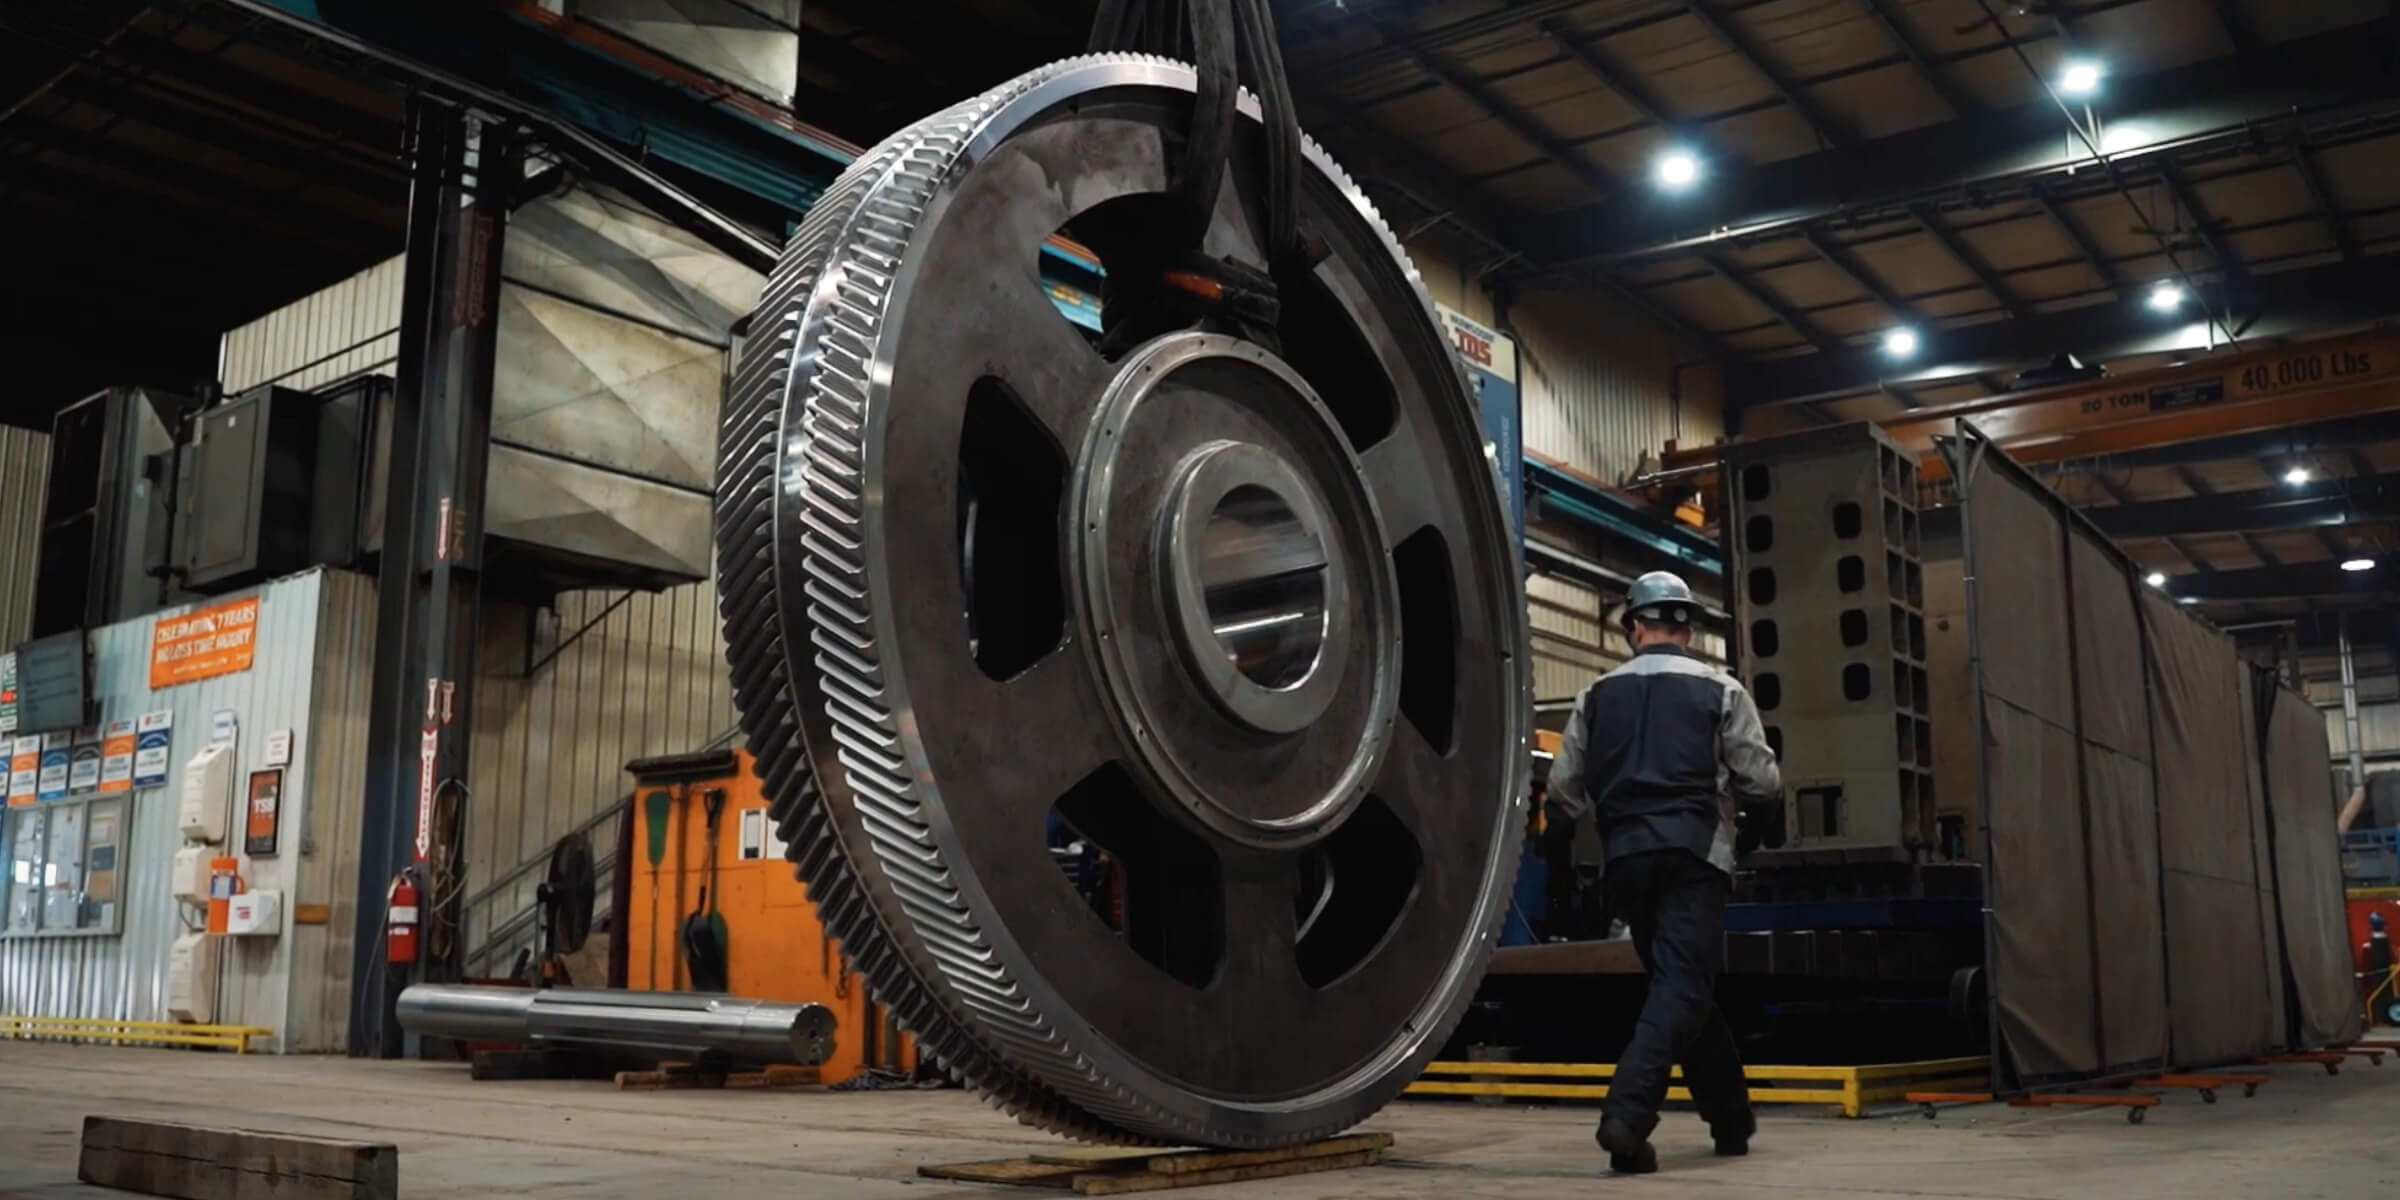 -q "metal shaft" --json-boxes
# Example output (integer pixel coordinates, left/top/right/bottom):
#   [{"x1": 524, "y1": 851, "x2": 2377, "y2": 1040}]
[
  {"x1": 2341, "y1": 612, "x2": 2367, "y2": 788},
  {"x1": 396, "y1": 985, "x2": 836, "y2": 1066}
]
